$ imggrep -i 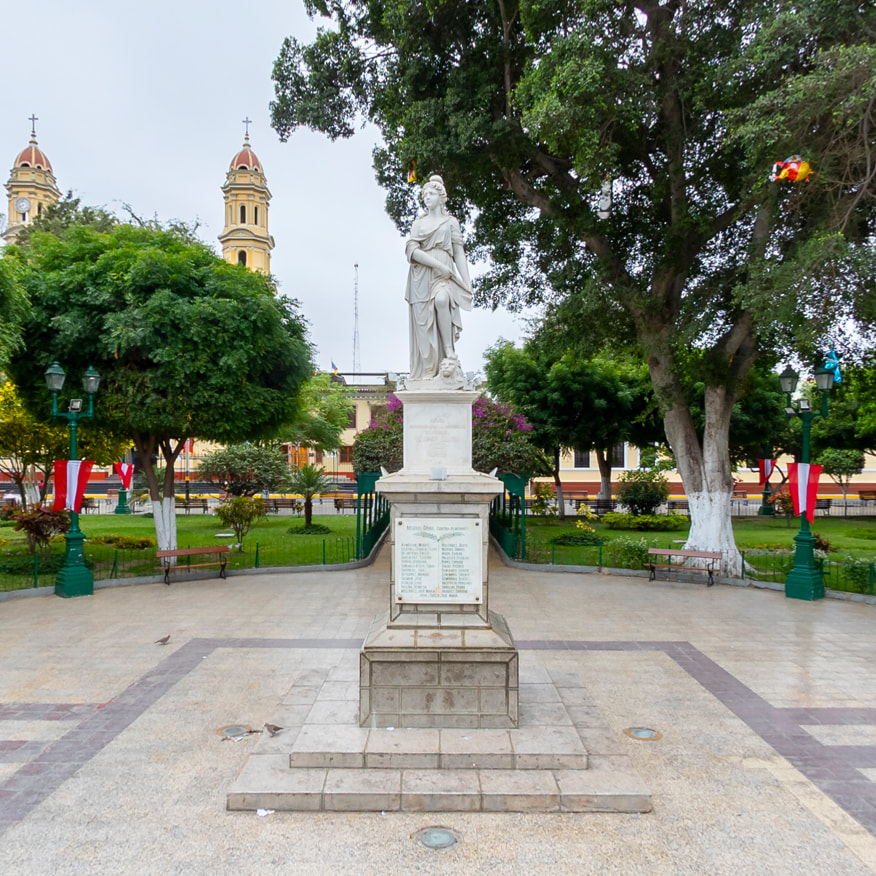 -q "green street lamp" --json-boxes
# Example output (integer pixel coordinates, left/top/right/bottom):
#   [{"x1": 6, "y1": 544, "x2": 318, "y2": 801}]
[
  {"x1": 45, "y1": 362, "x2": 101, "y2": 598},
  {"x1": 781, "y1": 363, "x2": 835, "y2": 601}
]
